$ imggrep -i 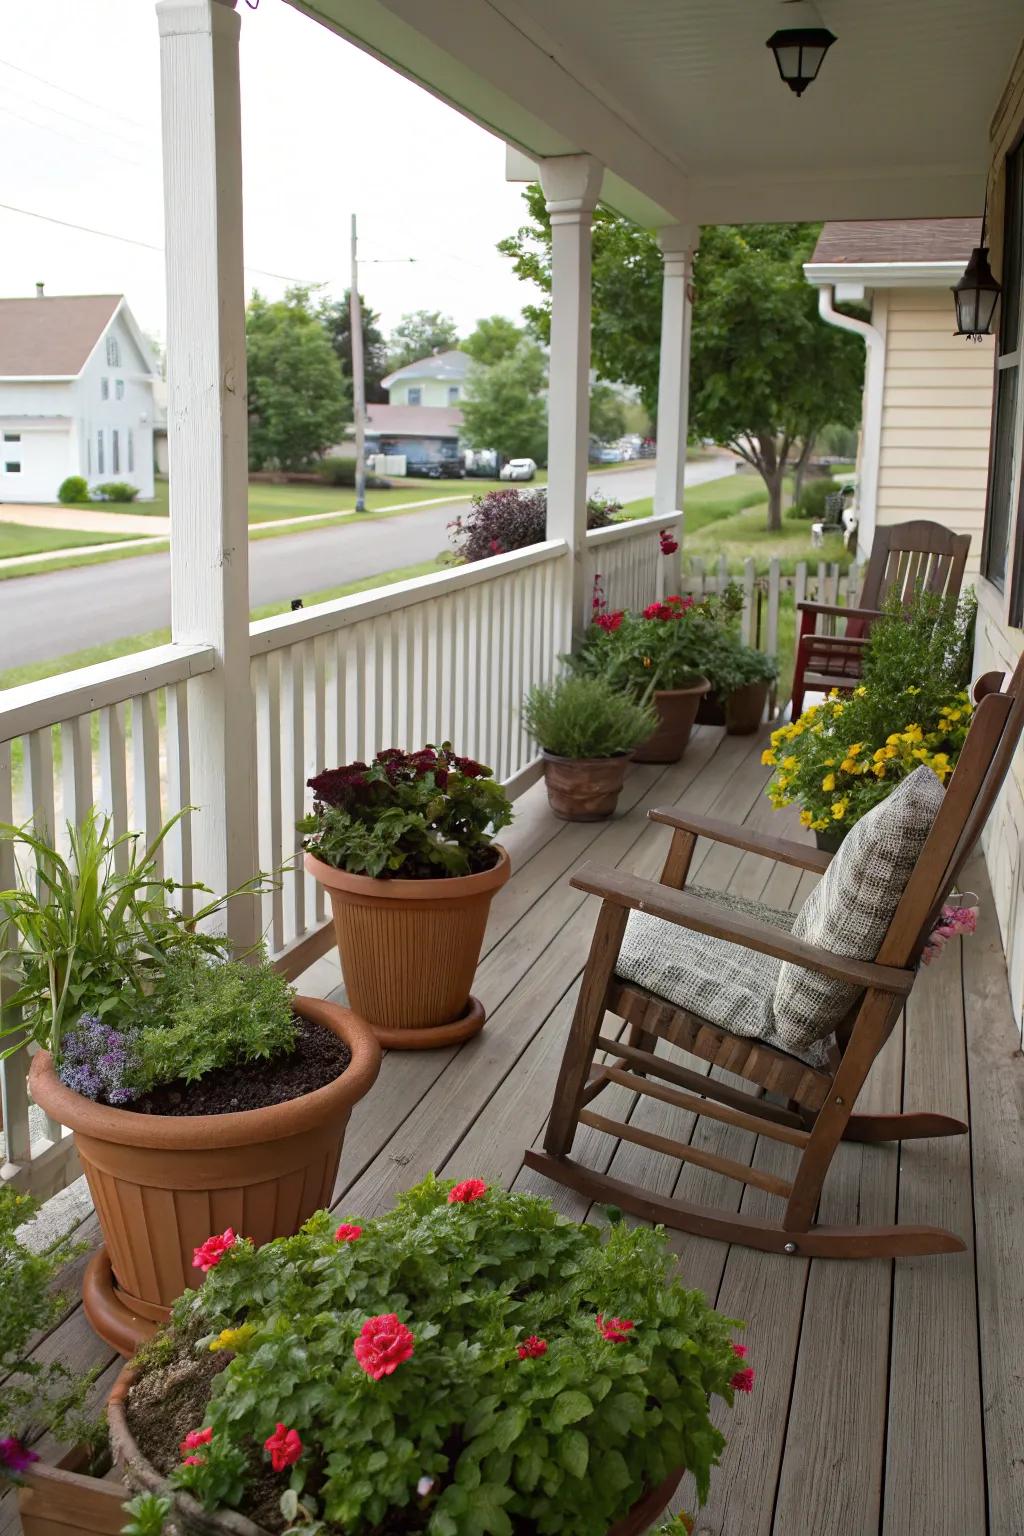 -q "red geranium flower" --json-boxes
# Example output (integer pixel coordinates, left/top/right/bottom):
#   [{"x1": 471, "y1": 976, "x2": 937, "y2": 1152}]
[
  {"x1": 335, "y1": 1222, "x2": 363, "y2": 1243},
  {"x1": 264, "y1": 1424, "x2": 303, "y2": 1471},
  {"x1": 595, "y1": 610, "x2": 624, "y2": 632},
  {"x1": 180, "y1": 1427, "x2": 213, "y2": 1456},
  {"x1": 354, "y1": 1313, "x2": 416, "y2": 1380},
  {"x1": 0, "y1": 1437, "x2": 39, "y2": 1474},
  {"x1": 732, "y1": 1343, "x2": 747, "y2": 1359},
  {"x1": 517, "y1": 1335, "x2": 548, "y2": 1359},
  {"x1": 182, "y1": 1455, "x2": 205, "y2": 1467},
  {"x1": 731, "y1": 1367, "x2": 755, "y2": 1393},
  {"x1": 192, "y1": 1228, "x2": 237, "y2": 1272},
  {"x1": 659, "y1": 530, "x2": 679, "y2": 555},
  {"x1": 596, "y1": 1313, "x2": 635, "y2": 1342},
  {"x1": 448, "y1": 1178, "x2": 487, "y2": 1204},
  {"x1": 454, "y1": 755, "x2": 488, "y2": 778}
]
